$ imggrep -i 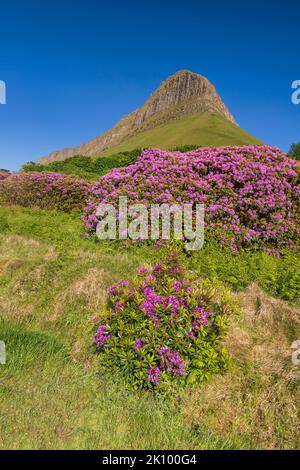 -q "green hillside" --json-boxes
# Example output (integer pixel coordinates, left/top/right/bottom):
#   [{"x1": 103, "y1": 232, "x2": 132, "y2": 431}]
[
  {"x1": 24, "y1": 113, "x2": 262, "y2": 178},
  {"x1": 99, "y1": 112, "x2": 263, "y2": 157}
]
